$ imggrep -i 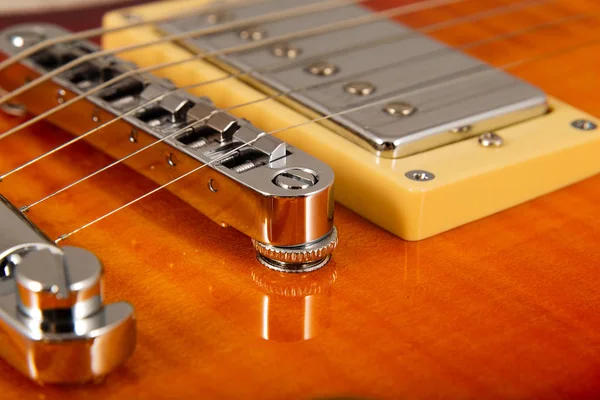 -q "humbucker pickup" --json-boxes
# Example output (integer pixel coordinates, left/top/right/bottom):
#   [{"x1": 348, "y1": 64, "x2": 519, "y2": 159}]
[
  {"x1": 101, "y1": 0, "x2": 600, "y2": 241},
  {"x1": 0, "y1": 24, "x2": 337, "y2": 272},
  {"x1": 158, "y1": 0, "x2": 549, "y2": 158}
]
